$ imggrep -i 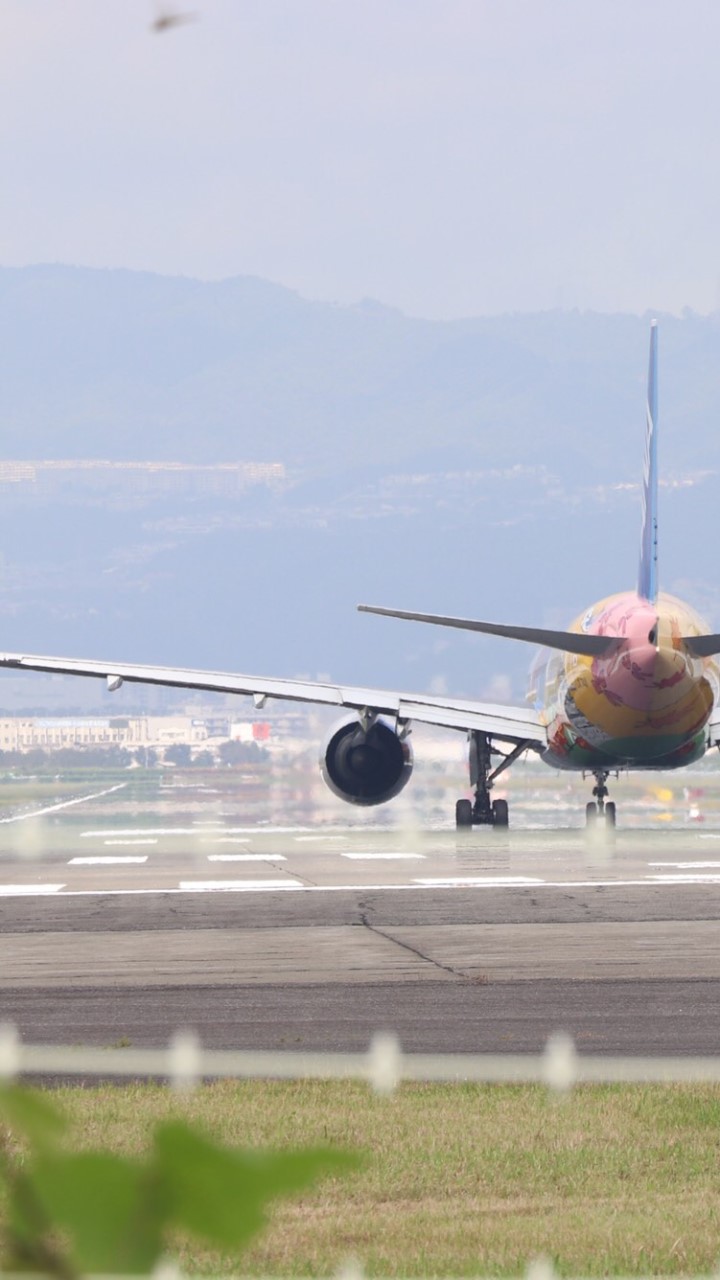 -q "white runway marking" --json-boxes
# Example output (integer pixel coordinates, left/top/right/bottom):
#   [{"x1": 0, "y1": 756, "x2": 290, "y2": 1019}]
[
  {"x1": 0, "y1": 784, "x2": 126, "y2": 825},
  {"x1": 649, "y1": 861, "x2": 720, "y2": 869},
  {"x1": 0, "y1": 877, "x2": 664, "y2": 898},
  {"x1": 8, "y1": 876, "x2": 720, "y2": 900},
  {"x1": 82, "y1": 827, "x2": 261, "y2": 838},
  {"x1": 69, "y1": 856, "x2": 149, "y2": 866},
  {"x1": 649, "y1": 874, "x2": 720, "y2": 883},
  {"x1": 82, "y1": 827, "x2": 206, "y2": 838},
  {"x1": 414, "y1": 875, "x2": 546, "y2": 886},
  {"x1": 178, "y1": 878, "x2": 303, "y2": 892},
  {"x1": 0, "y1": 884, "x2": 65, "y2": 896},
  {"x1": 104, "y1": 839, "x2": 157, "y2": 847},
  {"x1": 294, "y1": 835, "x2": 349, "y2": 843},
  {"x1": 205, "y1": 838, "x2": 251, "y2": 845},
  {"x1": 207, "y1": 854, "x2": 287, "y2": 862},
  {"x1": 342, "y1": 852, "x2": 425, "y2": 860}
]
